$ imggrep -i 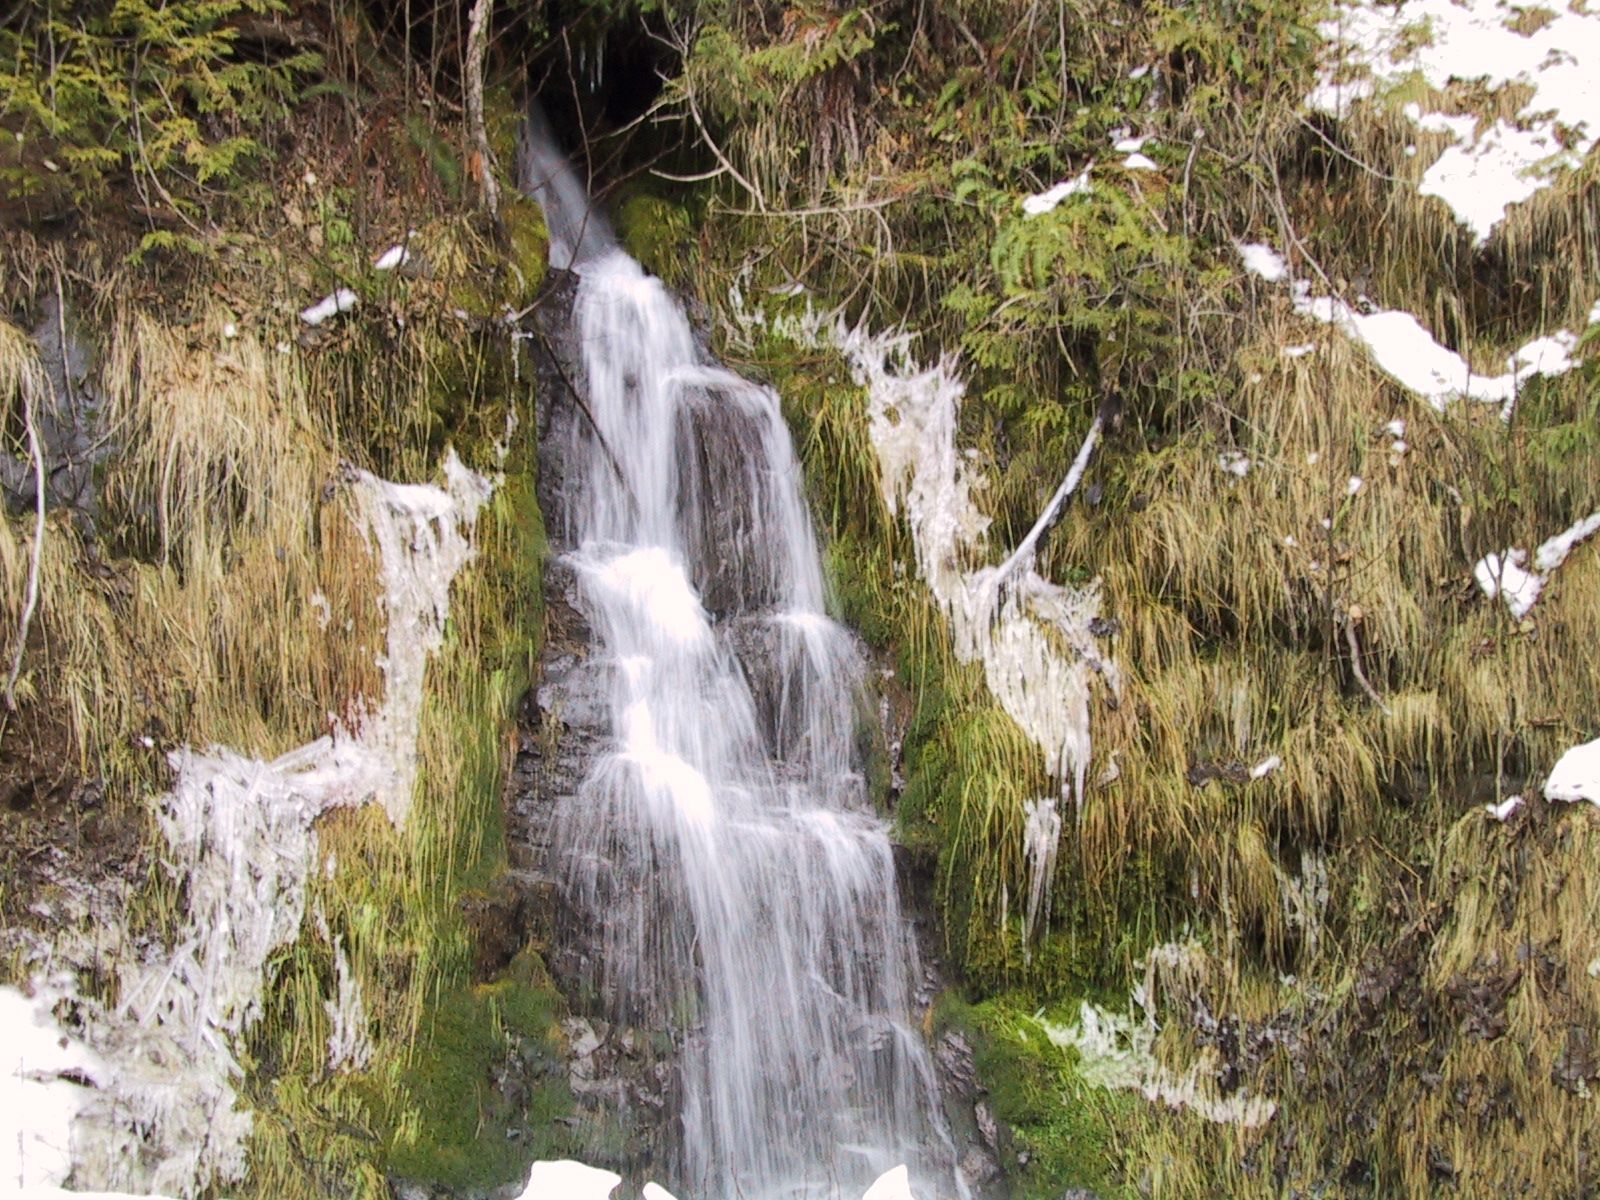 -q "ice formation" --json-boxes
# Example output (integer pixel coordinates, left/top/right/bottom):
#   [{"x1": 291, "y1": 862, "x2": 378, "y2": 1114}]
[
  {"x1": 1035, "y1": 943, "x2": 1276, "y2": 1129},
  {"x1": 324, "y1": 937, "x2": 373, "y2": 1073},
  {"x1": 729, "y1": 284, "x2": 1117, "y2": 951},
  {"x1": 1021, "y1": 798, "x2": 1062, "y2": 947},
  {"x1": 7, "y1": 454, "x2": 490, "y2": 1198},
  {"x1": 1309, "y1": 0, "x2": 1600, "y2": 241}
]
